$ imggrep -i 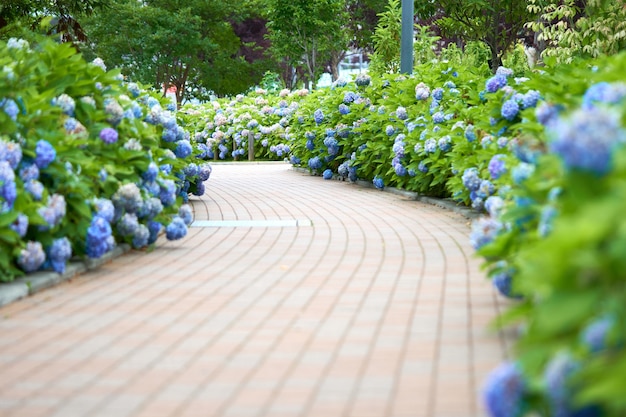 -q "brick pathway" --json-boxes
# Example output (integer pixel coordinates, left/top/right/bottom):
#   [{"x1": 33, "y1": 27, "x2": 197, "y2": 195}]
[{"x1": 0, "y1": 163, "x2": 511, "y2": 417}]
